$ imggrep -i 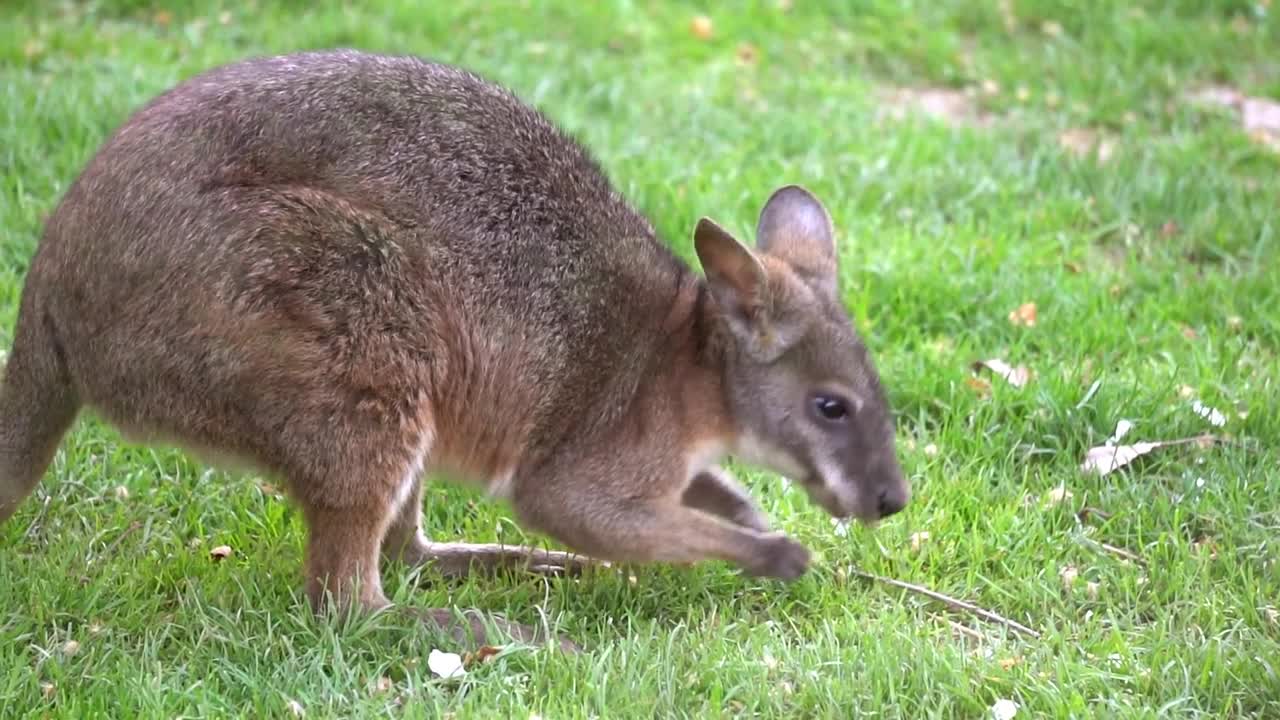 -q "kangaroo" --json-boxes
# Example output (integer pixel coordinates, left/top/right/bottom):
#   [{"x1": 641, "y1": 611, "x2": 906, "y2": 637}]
[{"x1": 0, "y1": 50, "x2": 908, "y2": 649}]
